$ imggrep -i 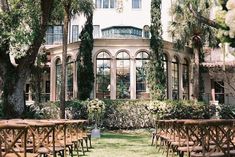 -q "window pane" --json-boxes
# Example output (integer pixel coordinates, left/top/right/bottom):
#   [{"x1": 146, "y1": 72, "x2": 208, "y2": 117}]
[
  {"x1": 116, "y1": 52, "x2": 130, "y2": 99},
  {"x1": 136, "y1": 52, "x2": 149, "y2": 98},
  {"x1": 110, "y1": 0, "x2": 115, "y2": 8},
  {"x1": 66, "y1": 57, "x2": 73, "y2": 100},
  {"x1": 72, "y1": 25, "x2": 79, "y2": 42},
  {"x1": 45, "y1": 26, "x2": 53, "y2": 45},
  {"x1": 215, "y1": 81, "x2": 224, "y2": 104},
  {"x1": 96, "y1": 0, "x2": 102, "y2": 8},
  {"x1": 132, "y1": 0, "x2": 141, "y2": 8},
  {"x1": 53, "y1": 26, "x2": 63, "y2": 44},
  {"x1": 172, "y1": 57, "x2": 179, "y2": 100},
  {"x1": 103, "y1": 0, "x2": 109, "y2": 8},
  {"x1": 93, "y1": 25, "x2": 100, "y2": 38},
  {"x1": 96, "y1": 52, "x2": 111, "y2": 99},
  {"x1": 56, "y1": 59, "x2": 61, "y2": 100}
]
